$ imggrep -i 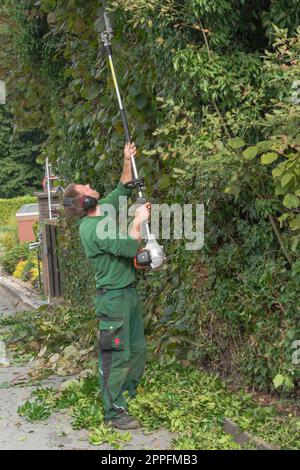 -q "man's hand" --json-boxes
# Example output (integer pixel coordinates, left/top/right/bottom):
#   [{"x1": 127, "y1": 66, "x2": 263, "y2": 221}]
[
  {"x1": 129, "y1": 202, "x2": 151, "y2": 241},
  {"x1": 124, "y1": 142, "x2": 137, "y2": 161},
  {"x1": 121, "y1": 142, "x2": 137, "y2": 185},
  {"x1": 135, "y1": 202, "x2": 151, "y2": 223}
]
